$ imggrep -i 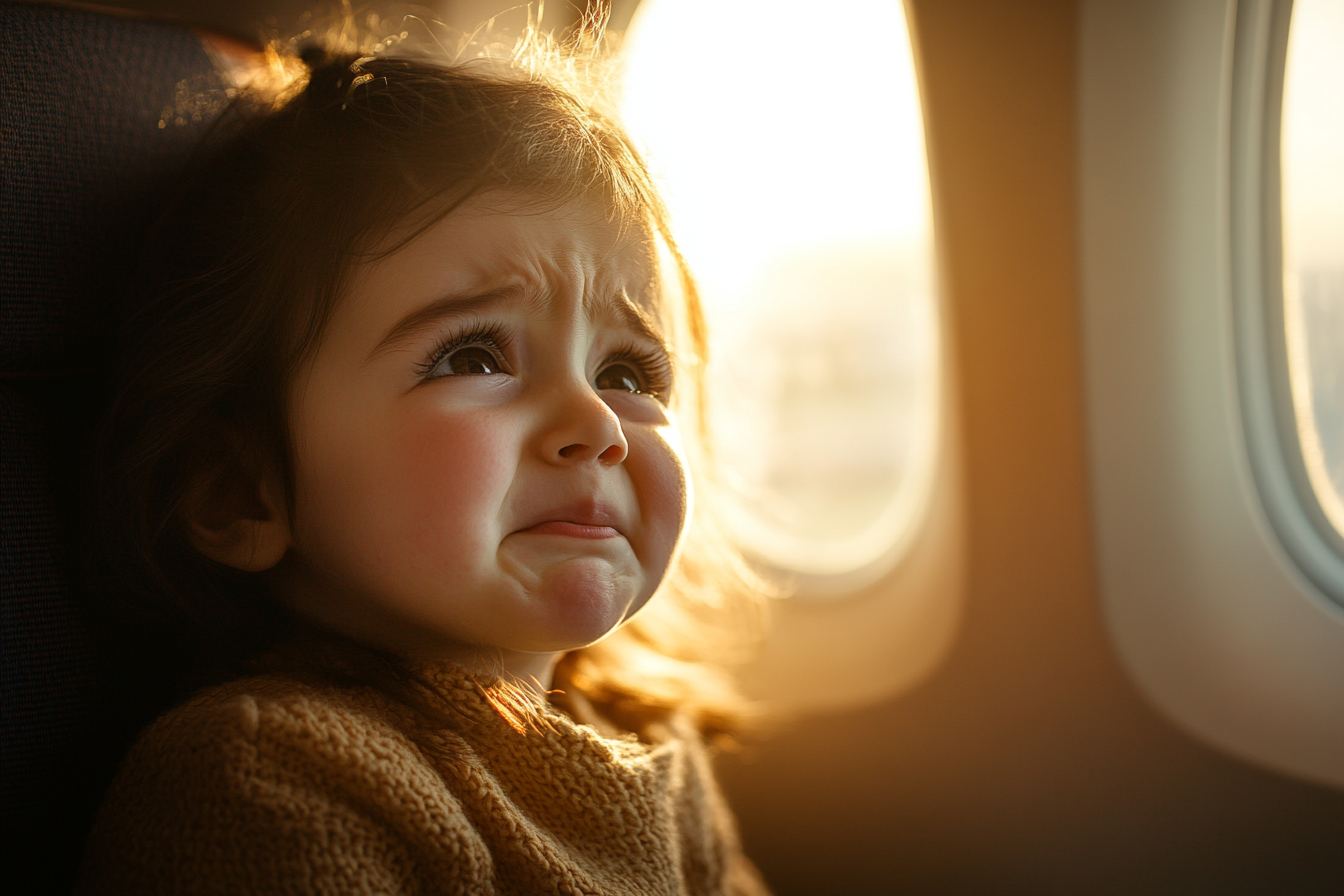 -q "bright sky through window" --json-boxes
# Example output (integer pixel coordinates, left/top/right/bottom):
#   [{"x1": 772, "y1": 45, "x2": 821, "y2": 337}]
[
  {"x1": 1282, "y1": 0, "x2": 1344, "y2": 539},
  {"x1": 619, "y1": 0, "x2": 939, "y2": 577}
]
